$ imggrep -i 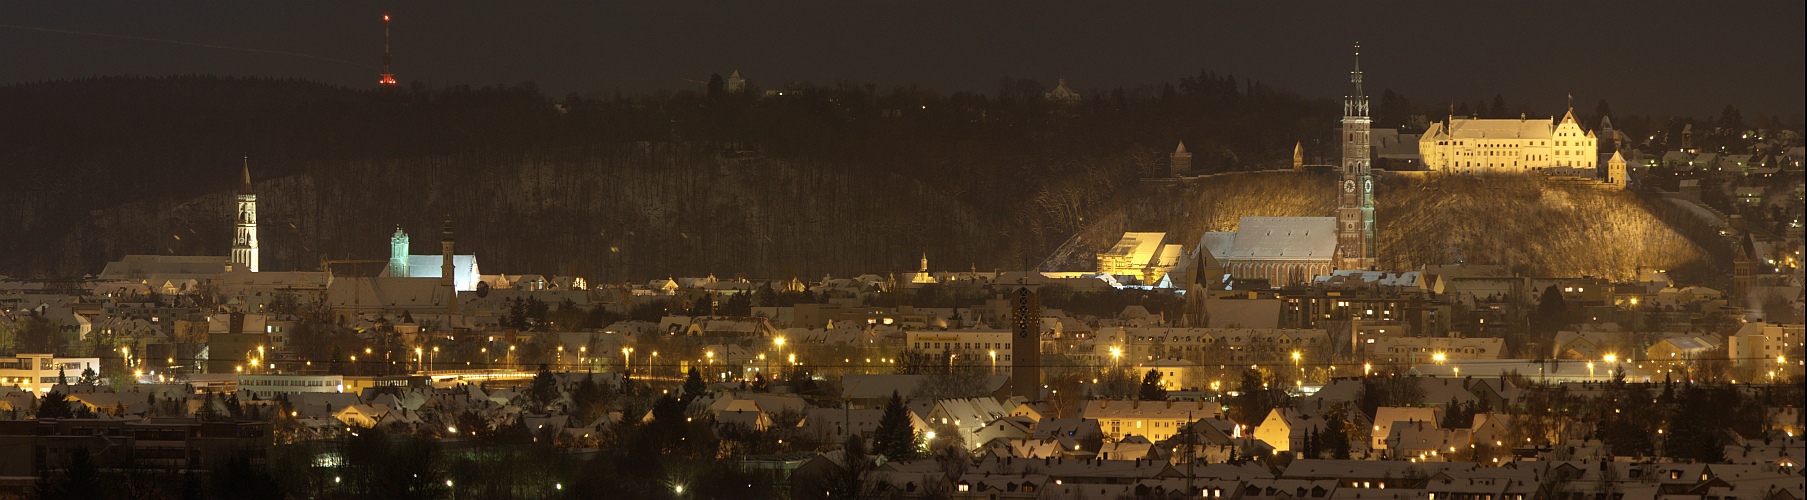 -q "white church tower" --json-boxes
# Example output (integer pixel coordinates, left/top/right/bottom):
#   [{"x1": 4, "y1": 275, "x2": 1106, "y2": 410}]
[{"x1": 231, "y1": 157, "x2": 260, "y2": 272}]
